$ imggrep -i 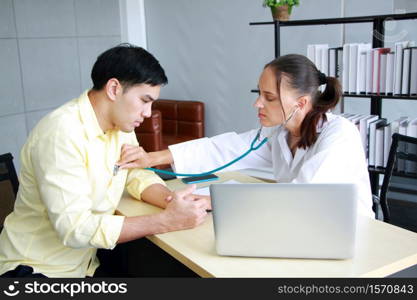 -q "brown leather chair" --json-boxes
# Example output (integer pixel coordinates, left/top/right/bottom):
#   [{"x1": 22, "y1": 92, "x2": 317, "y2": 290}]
[
  {"x1": 0, "y1": 153, "x2": 19, "y2": 231},
  {"x1": 135, "y1": 100, "x2": 205, "y2": 167},
  {"x1": 135, "y1": 110, "x2": 164, "y2": 152}
]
